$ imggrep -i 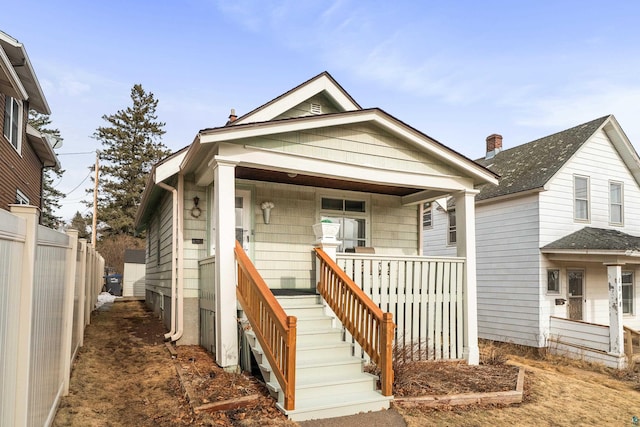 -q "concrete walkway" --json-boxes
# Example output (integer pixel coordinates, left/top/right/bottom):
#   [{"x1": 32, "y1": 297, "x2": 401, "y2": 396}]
[{"x1": 299, "y1": 408, "x2": 407, "y2": 427}]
